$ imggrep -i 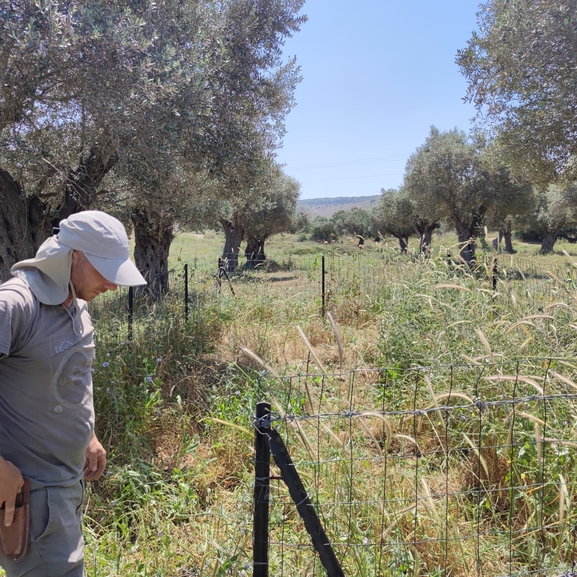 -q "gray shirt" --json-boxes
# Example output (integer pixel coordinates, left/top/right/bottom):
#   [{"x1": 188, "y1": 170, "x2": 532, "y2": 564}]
[{"x1": 0, "y1": 277, "x2": 95, "y2": 488}]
